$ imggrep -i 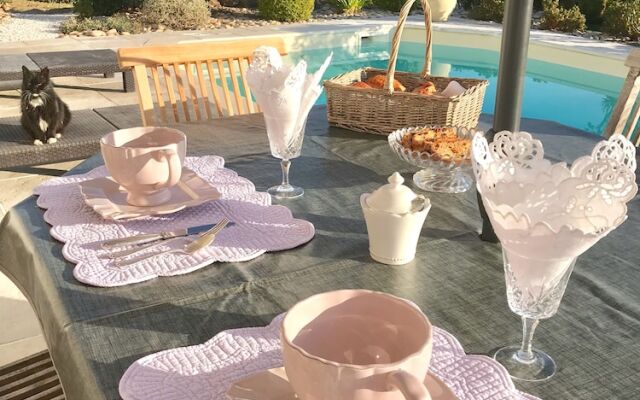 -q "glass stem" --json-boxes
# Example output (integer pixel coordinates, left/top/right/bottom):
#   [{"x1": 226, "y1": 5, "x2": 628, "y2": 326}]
[
  {"x1": 516, "y1": 317, "x2": 539, "y2": 363},
  {"x1": 280, "y1": 159, "x2": 291, "y2": 188}
]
